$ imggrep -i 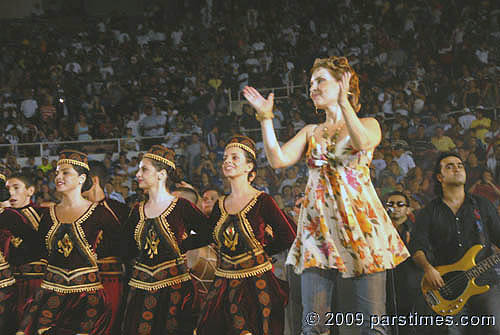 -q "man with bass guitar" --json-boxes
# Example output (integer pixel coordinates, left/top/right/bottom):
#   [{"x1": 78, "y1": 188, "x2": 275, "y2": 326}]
[{"x1": 411, "y1": 152, "x2": 500, "y2": 335}]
